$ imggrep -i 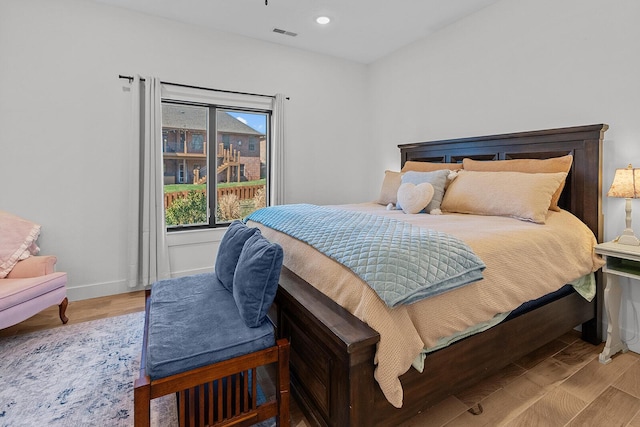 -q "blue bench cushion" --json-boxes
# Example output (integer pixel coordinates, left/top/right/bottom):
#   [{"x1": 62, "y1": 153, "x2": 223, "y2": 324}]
[{"x1": 146, "y1": 272, "x2": 275, "y2": 380}]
